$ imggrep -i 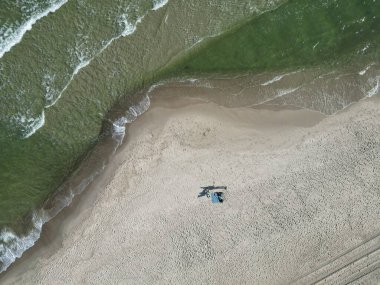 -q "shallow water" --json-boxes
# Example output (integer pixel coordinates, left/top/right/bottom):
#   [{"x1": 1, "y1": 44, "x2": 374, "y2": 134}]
[
  {"x1": 0, "y1": 0, "x2": 379, "y2": 275},
  {"x1": 166, "y1": 0, "x2": 380, "y2": 75},
  {"x1": 0, "y1": 0, "x2": 285, "y2": 272}
]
